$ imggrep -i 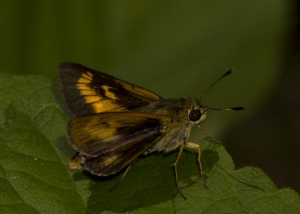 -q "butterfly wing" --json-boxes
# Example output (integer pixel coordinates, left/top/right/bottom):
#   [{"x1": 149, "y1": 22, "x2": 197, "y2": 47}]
[
  {"x1": 67, "y1": 112, "x2": 171, "y2": 175},
  {"x1": 58, "y1": 62, "x2": 163, "y2": 117}
]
